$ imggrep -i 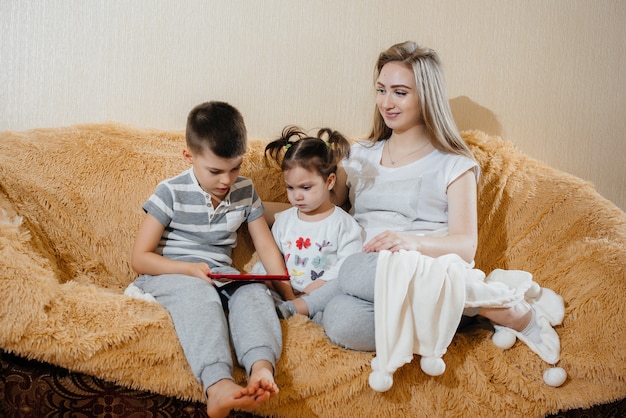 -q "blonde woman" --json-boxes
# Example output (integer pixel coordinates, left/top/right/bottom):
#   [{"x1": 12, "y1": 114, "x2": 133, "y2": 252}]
[{"x1": 268, "y1": 42, "x2": 562, "y2": 369}]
